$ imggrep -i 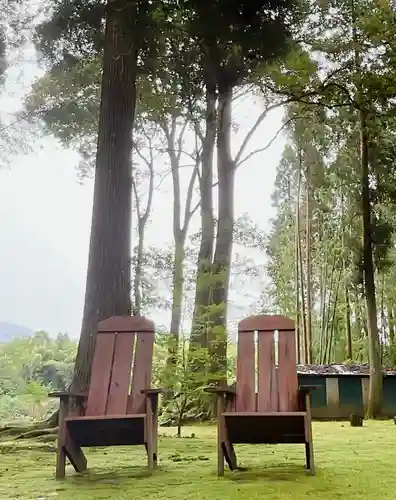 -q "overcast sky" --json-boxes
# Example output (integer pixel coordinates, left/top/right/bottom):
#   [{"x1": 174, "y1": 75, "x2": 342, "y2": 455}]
[{"x1": 0, "y1": 47, "x2": 286, "y2": 337}]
